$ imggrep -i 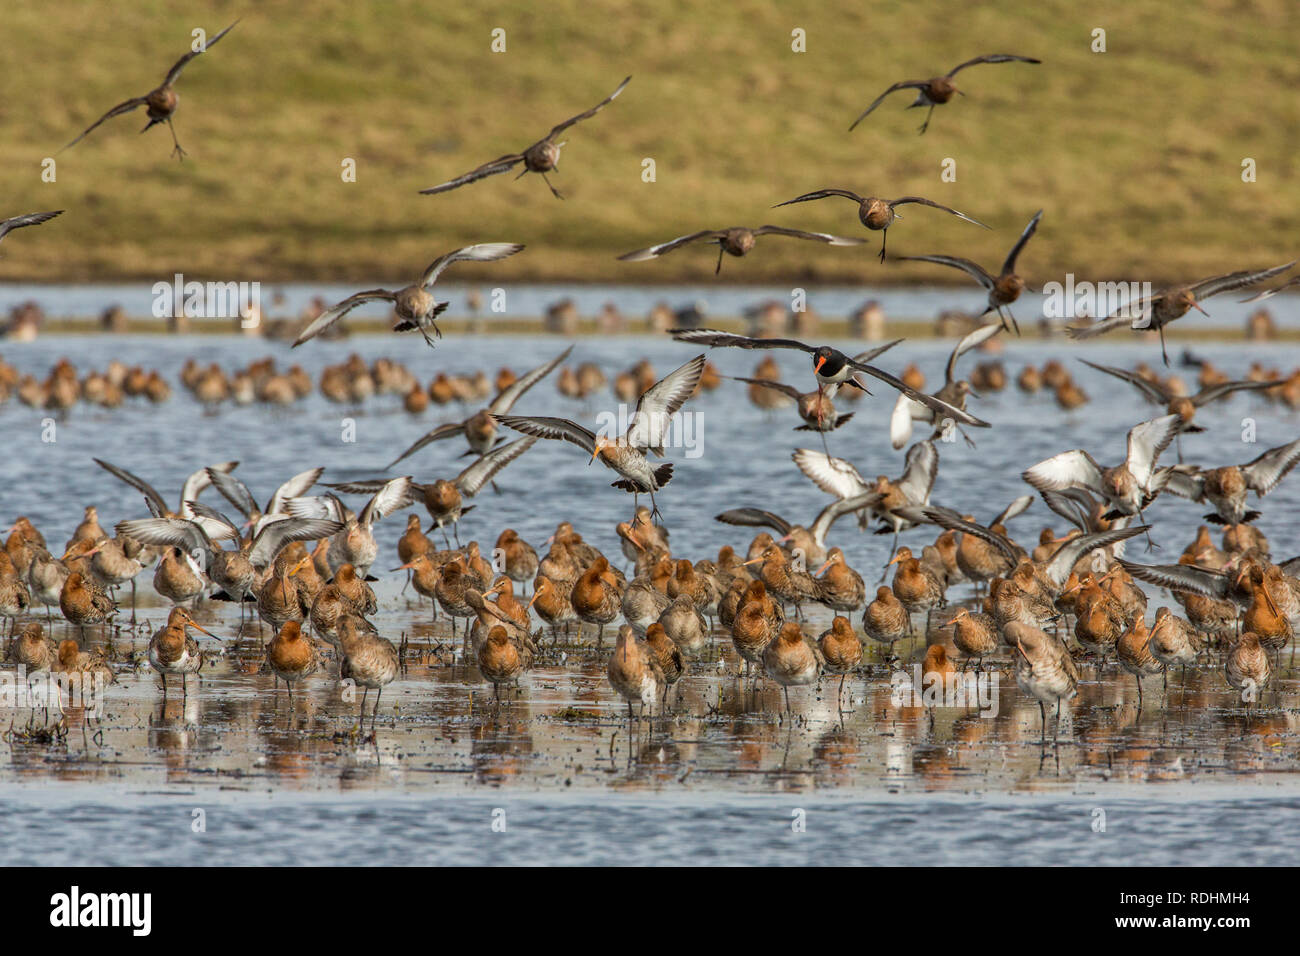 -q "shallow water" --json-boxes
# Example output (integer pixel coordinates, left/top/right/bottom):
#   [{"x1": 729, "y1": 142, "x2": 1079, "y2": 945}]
[
  {"x1": 2, "y1": 332, "x2": 1299, "y2": 864},
  {"x1": 2, "y1": 282, "x2": 1297, "y2": 330}
]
